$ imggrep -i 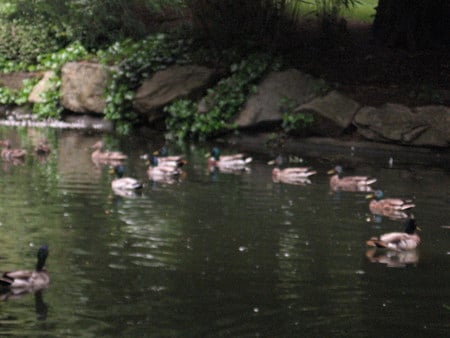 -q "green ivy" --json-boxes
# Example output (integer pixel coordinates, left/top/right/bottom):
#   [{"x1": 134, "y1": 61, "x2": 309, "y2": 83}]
[
  {"x1": 279, "y1": 97, "x2": 314, "y2": 133},
  {"x1": 0, "y1": 77, "x2": 38, "y2": 105},
  {"x1": 165, "y1": 53, "x2": 277, "y2": 141},
  {"x1": 103, "y1": 34, "x2": 193, "y2": 134}
]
